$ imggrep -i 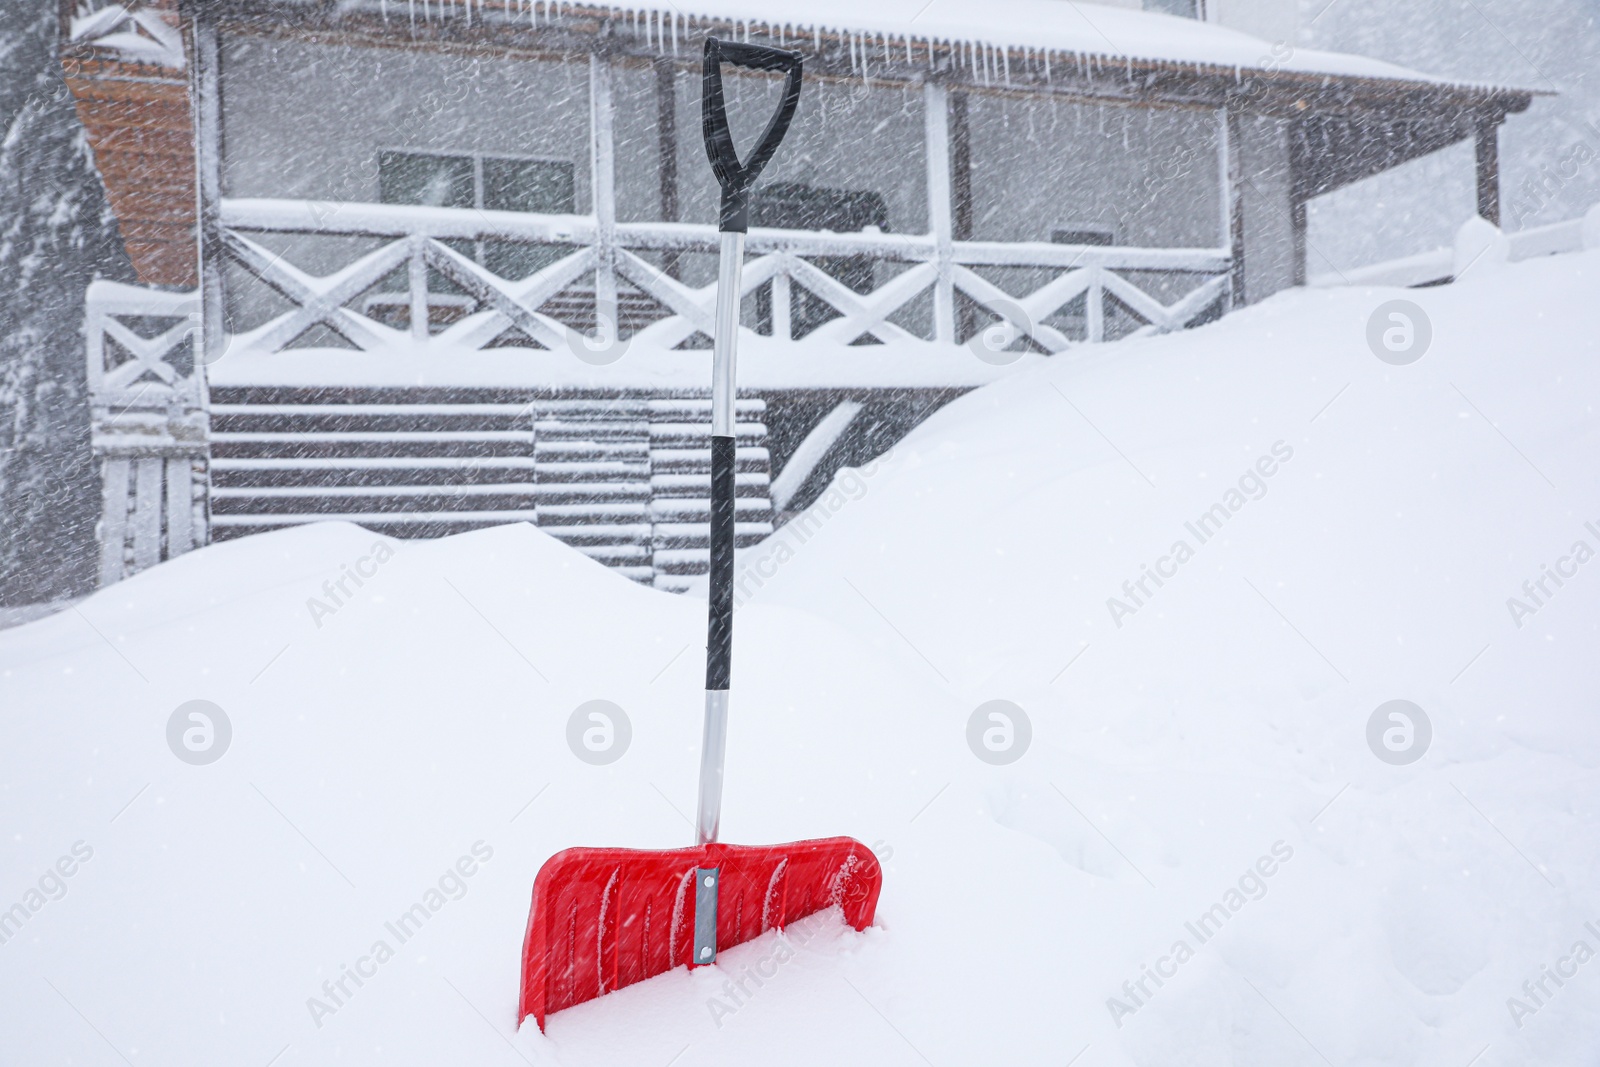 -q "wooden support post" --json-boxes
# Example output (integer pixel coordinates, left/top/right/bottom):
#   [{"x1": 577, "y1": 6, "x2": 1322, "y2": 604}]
[
  {"x1": 1222, "y1": 105, "x2": 1247, "y2": 307},
  {"x1": 950, "y1": 90, "x2": 974, "y2": 241},
  {"x1": 924, "y1": 80, "x2": 955, "y2": 345},
  {"x1": 1475, "y1": 116, "x2": 1502, "y2": 227},
  {"x1": 654, "y1": 57, "x2": 681, "y2": 279},
  {"x1": 590, "y1": 51, "x2": 619, "y2": 339},
  {"x1": 192, "y1": 18, "x2": 225, "y2": 363},
  {"x1": 185, "y1": 15, "x2": 217, "y2": 552},
  {"x1": 1290, "y1": 198, "x2": 1307, "y2": 287},
  {"x1": 1287, "y1": 122, "x2": 1309, "y2": 288},
  {"x1": 949, "y1": 89, "x2": 974, "y2": 338}
]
